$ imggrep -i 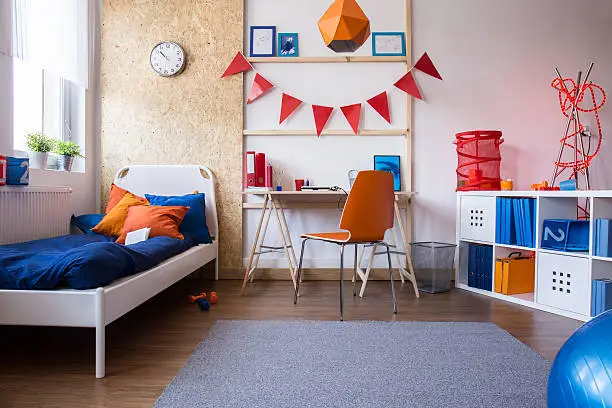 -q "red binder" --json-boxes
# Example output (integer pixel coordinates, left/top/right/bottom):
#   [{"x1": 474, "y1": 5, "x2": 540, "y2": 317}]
[
  {"x1": 245, "y1": 151, "x2": 256, "y2": 187},
  {"x1": 255, "y1": 153, "x2": 266, "y2": 186}
]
